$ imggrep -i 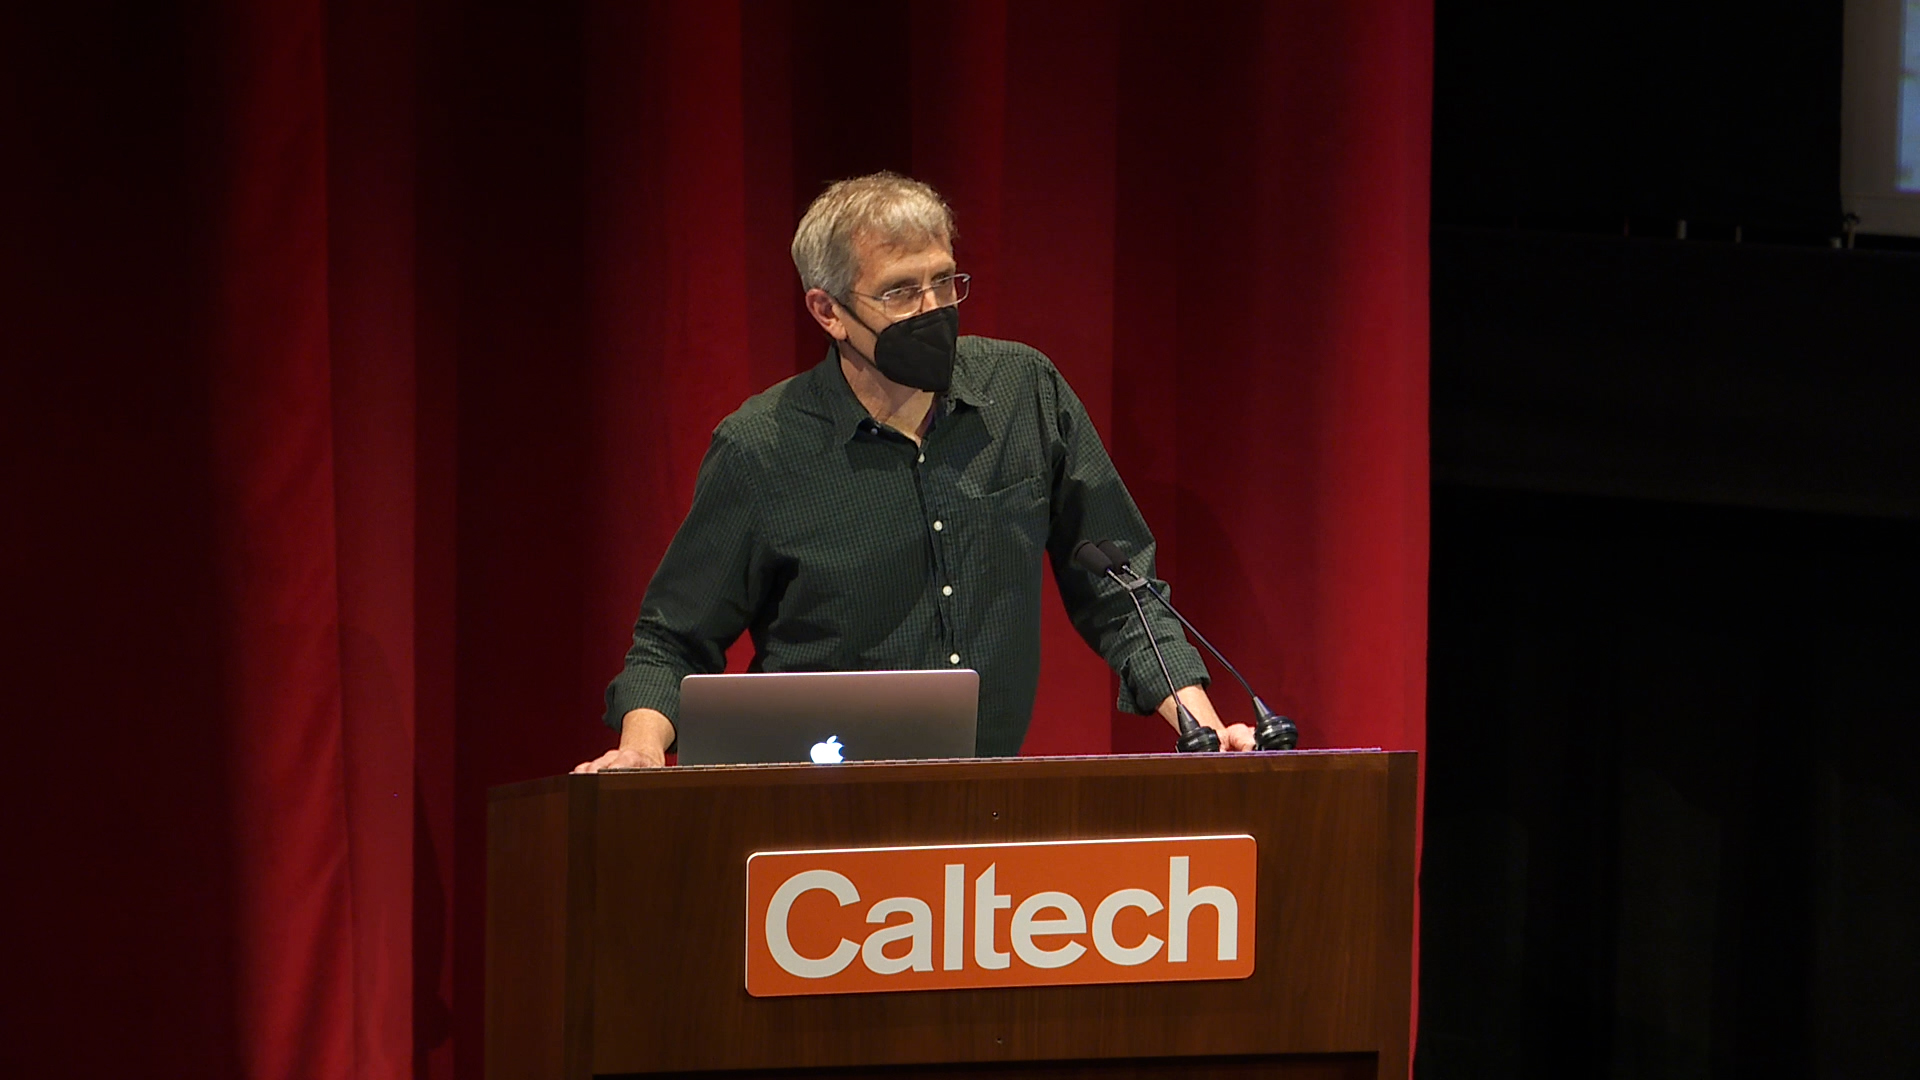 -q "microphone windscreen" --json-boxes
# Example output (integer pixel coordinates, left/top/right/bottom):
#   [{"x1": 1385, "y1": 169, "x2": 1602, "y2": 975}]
[
  {"x1": 1071, "y1": 540, "x2": 1113, "y2": 573},
  {"x1": 1094, "y1": 540, "x2": 1130, "y2": 568}
]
